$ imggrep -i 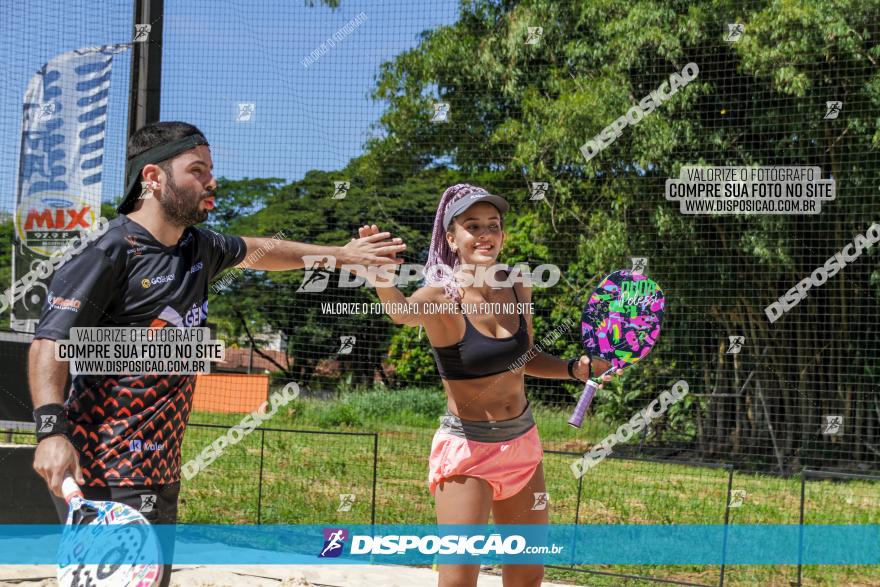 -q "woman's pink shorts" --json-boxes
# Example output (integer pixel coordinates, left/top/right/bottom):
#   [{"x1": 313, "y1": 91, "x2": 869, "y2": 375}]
[{"x1": 428, "y1": 424, "x2": 544, "y2": 501}]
